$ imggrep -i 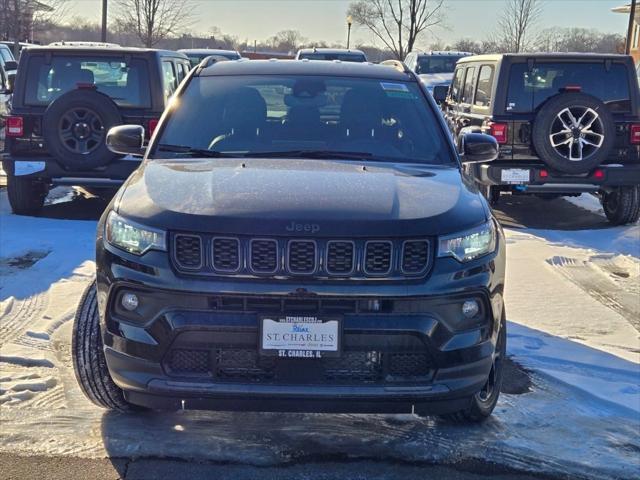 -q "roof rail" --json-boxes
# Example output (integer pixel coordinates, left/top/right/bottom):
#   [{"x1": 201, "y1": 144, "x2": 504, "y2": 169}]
[{"x1": 380, "y1": 59, "x2": 410, "y2": 73}]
